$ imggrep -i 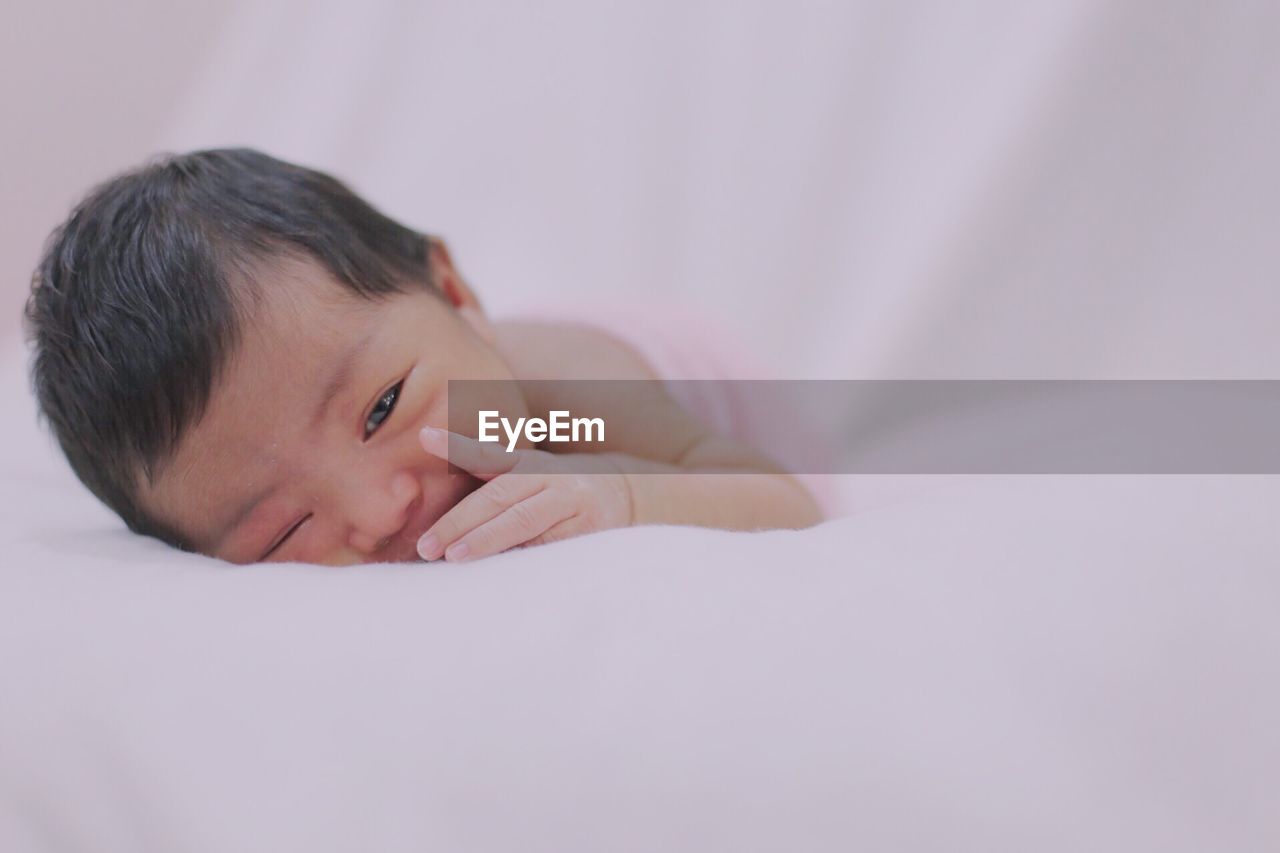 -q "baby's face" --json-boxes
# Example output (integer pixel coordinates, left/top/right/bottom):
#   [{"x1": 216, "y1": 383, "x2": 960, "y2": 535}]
[{"x1": 138, "y1": 249, "x2": 527, "y2": 564}]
